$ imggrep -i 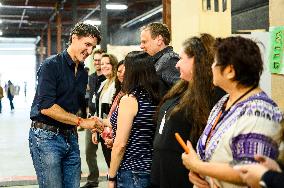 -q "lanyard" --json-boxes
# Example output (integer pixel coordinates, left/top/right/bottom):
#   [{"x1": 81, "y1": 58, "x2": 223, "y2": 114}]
[{"x1": 205, "y1": 85, "x2": 257, "y2": 147}]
